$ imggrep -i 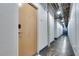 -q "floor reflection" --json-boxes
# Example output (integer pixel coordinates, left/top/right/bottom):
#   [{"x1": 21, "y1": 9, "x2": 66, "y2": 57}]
[{"x1": 39, "y1": 35, "x2": 75, "y2": 56}]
